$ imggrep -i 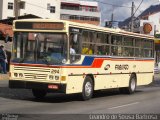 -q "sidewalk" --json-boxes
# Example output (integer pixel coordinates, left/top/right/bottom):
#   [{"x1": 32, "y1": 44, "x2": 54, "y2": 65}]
[{"x1": 0, "y1": 73, "x2": 9, "y2": 80}]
